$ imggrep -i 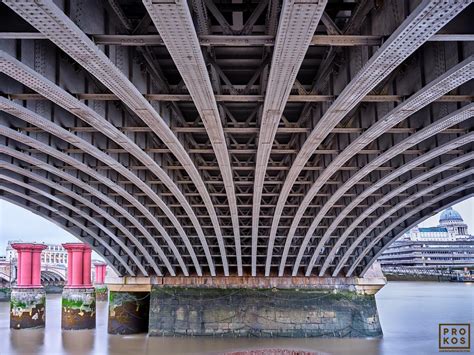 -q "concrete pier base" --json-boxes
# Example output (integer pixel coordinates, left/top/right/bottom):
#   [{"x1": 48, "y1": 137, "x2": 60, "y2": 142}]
[
  {"x1": 10, "y1": 287, "x2": 46, "y2": 329},
  {"x1": 149, "y1": 286, "x2": 382, "y2": 337},
  {"x1": 61, "y1": 287, "x2": 96, "y2": 330},
  {"x1": 108, "y1": 291, "x2": 150, "y2": 334},
  {"x1": 95, "y1": 286, "x2": 108, "y2": 302}
]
